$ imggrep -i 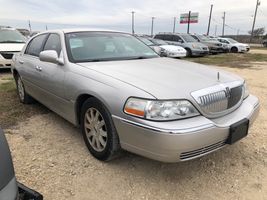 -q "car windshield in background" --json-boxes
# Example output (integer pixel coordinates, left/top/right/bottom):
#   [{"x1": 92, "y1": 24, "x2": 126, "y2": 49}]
[
  {"x1": 65, "y1": 32, "x2": 159, "y2": 62},
  {"x1": 152, "y1": 39, "x2": 168, "y2": 45},
  {"x1": 180, "y1": 34, "x2": 197, "y2": 43},
  {"x1": 227, "y1": 38, "x2": 238, "y2": 43},
  {"x1": 197, "y1": 35, "x2": 210, "y2": 41},
  {"x1": 0, "y1": 29, "x2": 26, "y2": 43},
  {"x1": 138, "y1": 37, "x2": 154, "y2": 46}
]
